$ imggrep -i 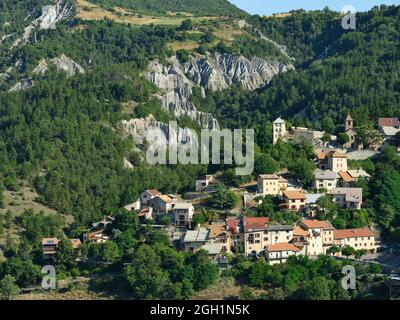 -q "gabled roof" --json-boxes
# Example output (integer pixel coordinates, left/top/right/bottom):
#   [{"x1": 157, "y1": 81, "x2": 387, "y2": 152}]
[
  {"x1": 300, "y1": 220, "x2": 334, "y2": 230},
  {"x1": 346, "y1": 114, "x2": 353, "y2": 121},
  {"x1": 378, "y1": 118, "x2": 400, "y2": 127},
  {"x1": 156, "y1": 195, "x2": 174, "y2": 203},
  {"x1": 282, "y1": 190, "x2": 306, "y2": 200},
  {"x1": 243, "y1": 217, "x2": 269, "y2": 233},
  {"x1": 226, "y1": 218, "x2": 240, "y2": 233},
  {"x1": 334, "y1": 228, "x2": 375, "y2": 239},
  {"x1": 266, "y1": 242, "x2": 301, "y2": 252},
  {"x1": 273, "y1": 117, "x2": 285, "y2": 124},
  {"x1": 174, "y1": 202, "x2": 194, "y2": 210},
  {"x1": 315, "y1": 169, "x2": 339, "y2": 180},
  {"x1": 293, "y1": 226, "x2": 310, "y2": 237},
  {"x1": 207, "y1": 223, "x2": 229, "y2": 239},
  {"x1": 332, "y1": 188, "x2": 363, "y2": 203},
  {"x1": 338, "y1": 171, "x2": 356, "y2": 183}
]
